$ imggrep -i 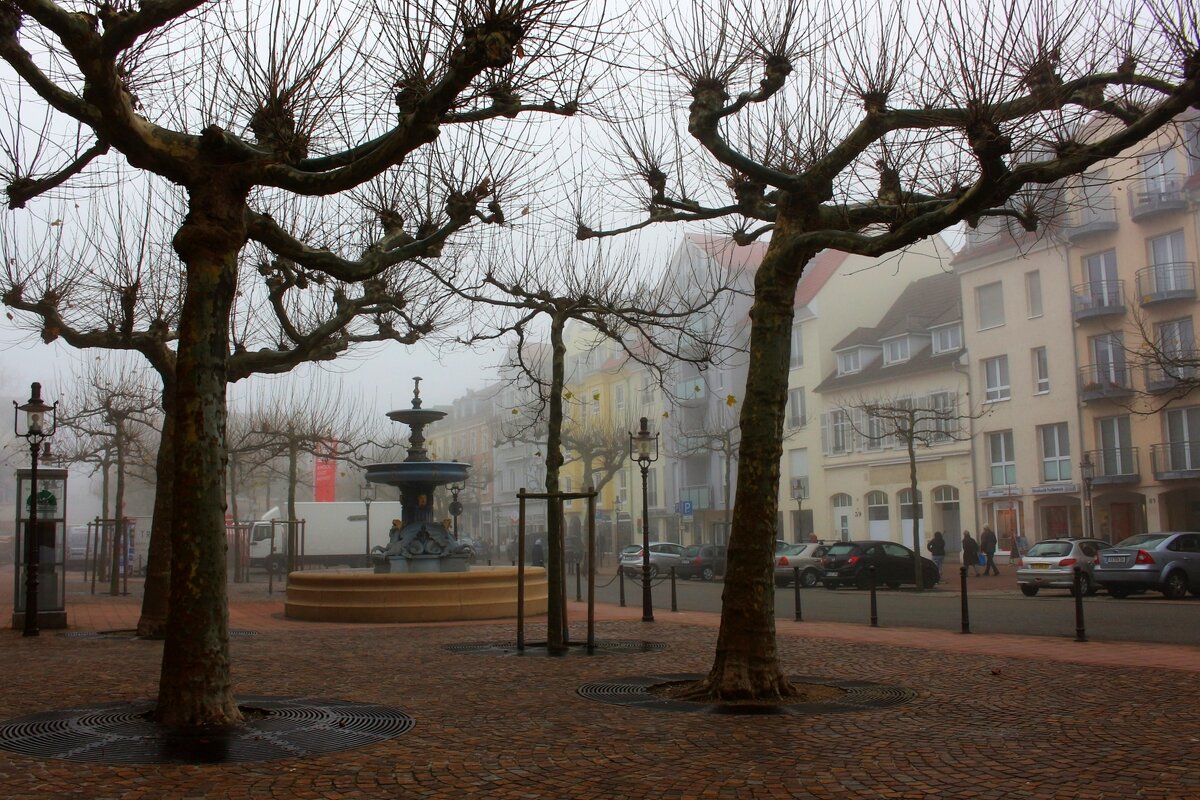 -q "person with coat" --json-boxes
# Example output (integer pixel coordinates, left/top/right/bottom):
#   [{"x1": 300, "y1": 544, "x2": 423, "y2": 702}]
[
  {"x1": 962, "y1": 530, "x2": 981, "y2": 577},
  {"x1": 531, "y1": 538, "x2": 545, "y2": 568},
  {"x1": 927, "y1": 531, "x2": 946, "y2": 582},
  {"x1": 980, "y1": 525, "x2": 999, "y2": 575}
]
